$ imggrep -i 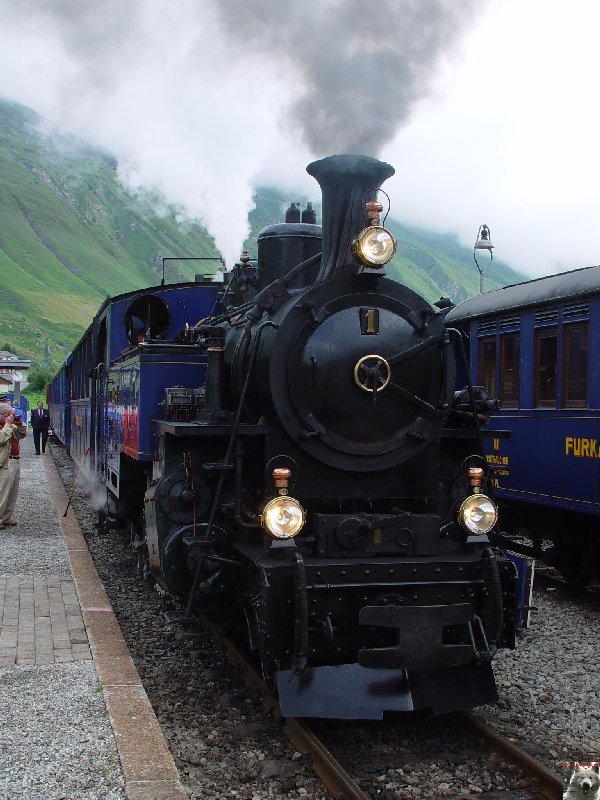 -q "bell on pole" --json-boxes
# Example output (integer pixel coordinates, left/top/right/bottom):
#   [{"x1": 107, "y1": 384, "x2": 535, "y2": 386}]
[
  {"x1": 475, "y1": 224, "x2": 494, "y2": 253},
  {"x1": 473, "y1": 224, "x2": 494, "y2": 293}
]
